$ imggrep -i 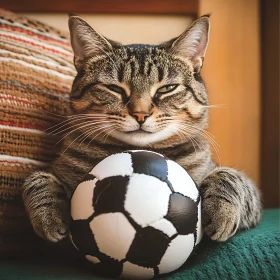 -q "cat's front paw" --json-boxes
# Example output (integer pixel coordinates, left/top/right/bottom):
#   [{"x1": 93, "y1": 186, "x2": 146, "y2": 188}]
[
  {"x1": 31, "y1": 200, "x2": 70, "y2": 242},
  {"x1": 23, "y1": 171, "x2": 70, "y2": 242},
  {"x1": 202, "y1": 197, "x2": 240, "y2": 241}
]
